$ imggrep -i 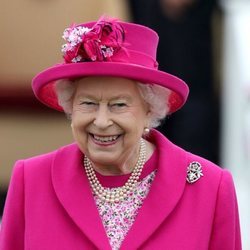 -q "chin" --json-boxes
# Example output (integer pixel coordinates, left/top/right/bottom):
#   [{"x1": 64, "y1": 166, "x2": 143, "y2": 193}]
[{"x1": 87, "y1": 152, "x2": 120, "y2": 166}]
